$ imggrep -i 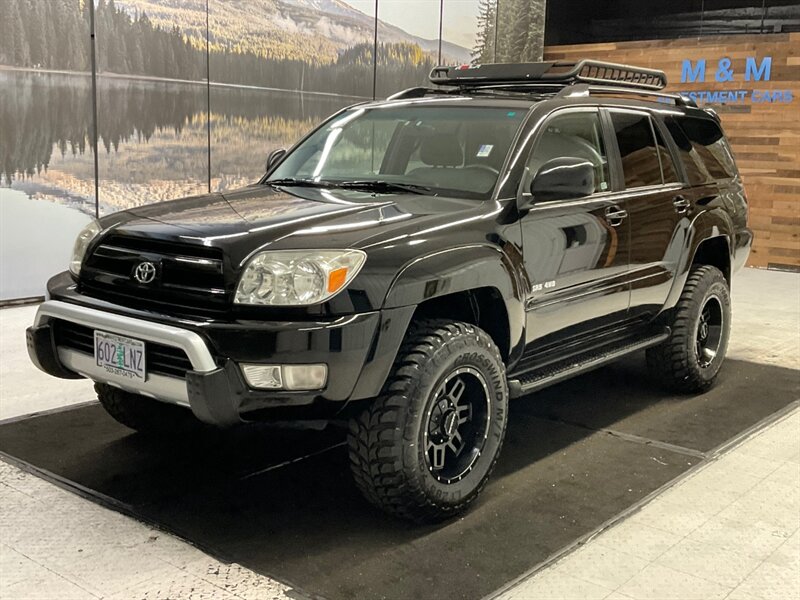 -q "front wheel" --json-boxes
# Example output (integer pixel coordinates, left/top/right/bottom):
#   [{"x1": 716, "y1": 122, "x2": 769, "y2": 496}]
[
  {"x1": 646, "y1": 265, "x2": 731, "y2": 393},
  {"x1": 347, "y1": 320, "x2": 508, "y2": 523}
]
